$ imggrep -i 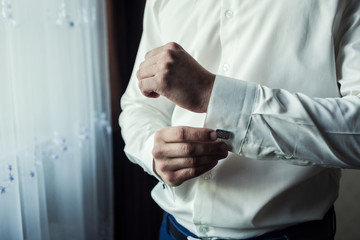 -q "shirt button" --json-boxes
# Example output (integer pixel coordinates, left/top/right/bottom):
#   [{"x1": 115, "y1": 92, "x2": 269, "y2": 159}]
[
  {"x1": 223, "y1": 63, "x2": 230, "y2": 72},
  {"x1": 202, "y1": 172, "x2": 212, "y2": 180},
  {"x1": 225, "y1": 10, "x2": 233, "y2": 19},
  {"x1": 198, "y1": 225, "x2": 209, "y2": 234}
]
